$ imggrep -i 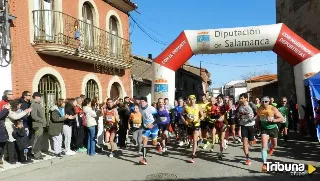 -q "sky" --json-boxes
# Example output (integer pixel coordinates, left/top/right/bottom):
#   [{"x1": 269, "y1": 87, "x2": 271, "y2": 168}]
[{"x1": 129, "y1": 0, "x2": 277, "y2": 87}]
